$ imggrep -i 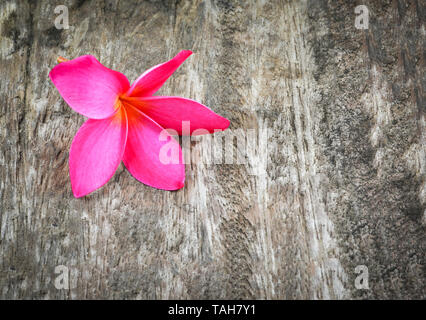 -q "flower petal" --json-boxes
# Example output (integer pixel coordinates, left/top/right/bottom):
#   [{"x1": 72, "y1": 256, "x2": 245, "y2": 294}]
[
  {"x1": 49, "y1": 55, "x2": 130, "y2": 119},
  {"x1": 126, "y1": 50, "x2": 192, "y2": 97},
  {"x1": 123, "y1": 96, "x2": 230, "y2": 135},
  {"x1": 69, "y1": 108, "x2": 128, "y2": 198},
  {"x1": 123, "y1": 106, "x2": 185, "y2": 190}
]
